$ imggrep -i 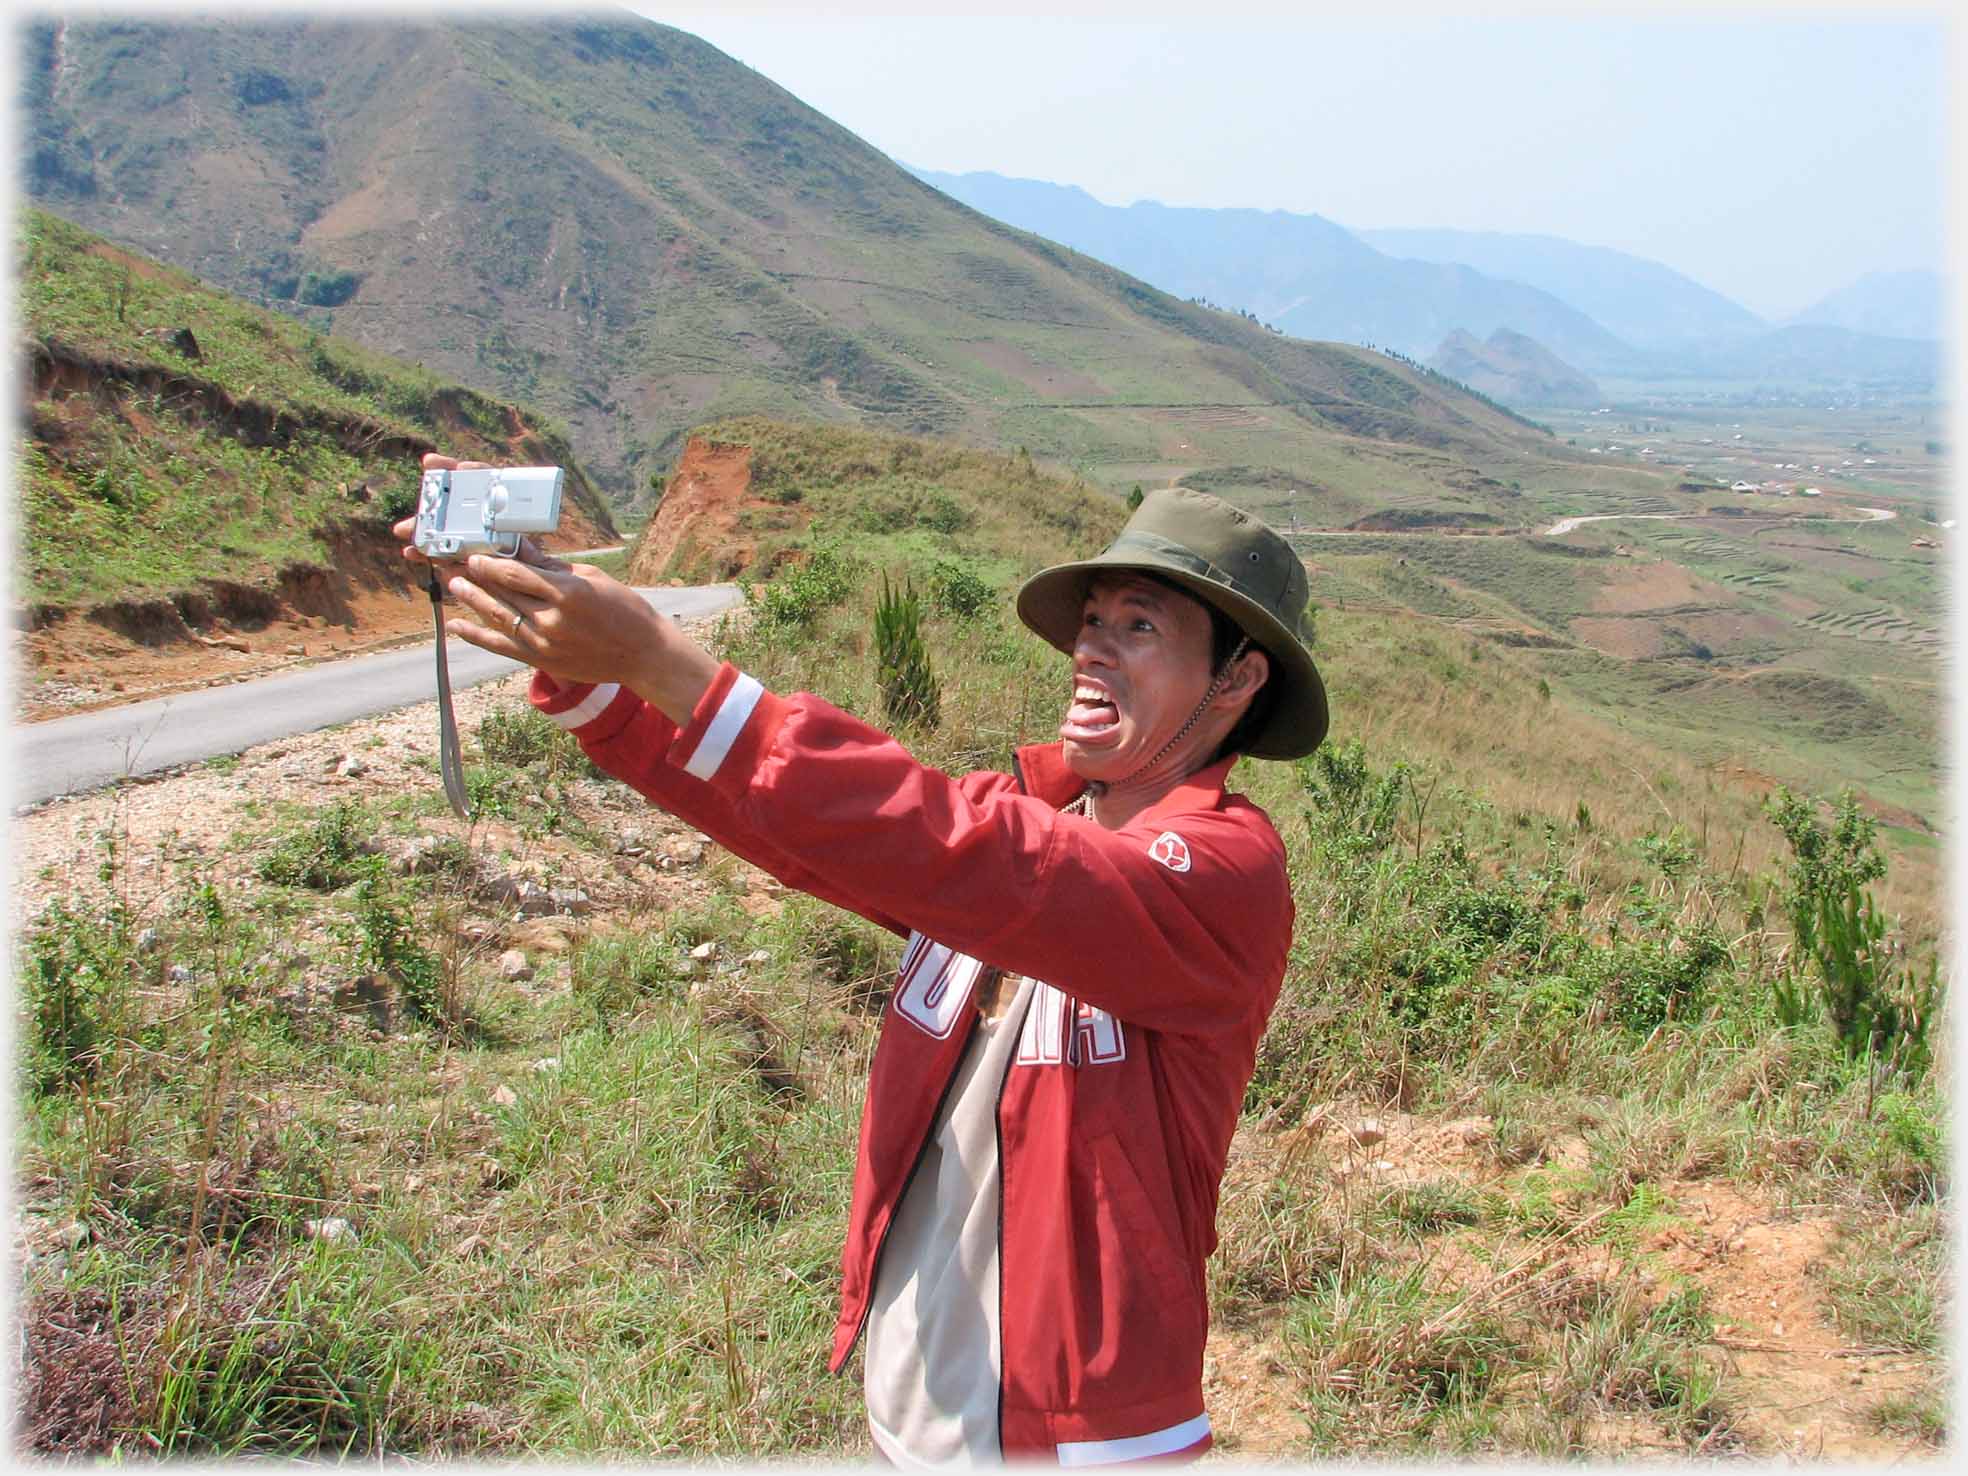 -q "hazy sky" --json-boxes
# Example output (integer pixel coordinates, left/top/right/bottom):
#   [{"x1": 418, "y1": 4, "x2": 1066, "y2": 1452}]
[{"x1": 645, "y1": 4, "x2": 1953, "y2": 323}]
